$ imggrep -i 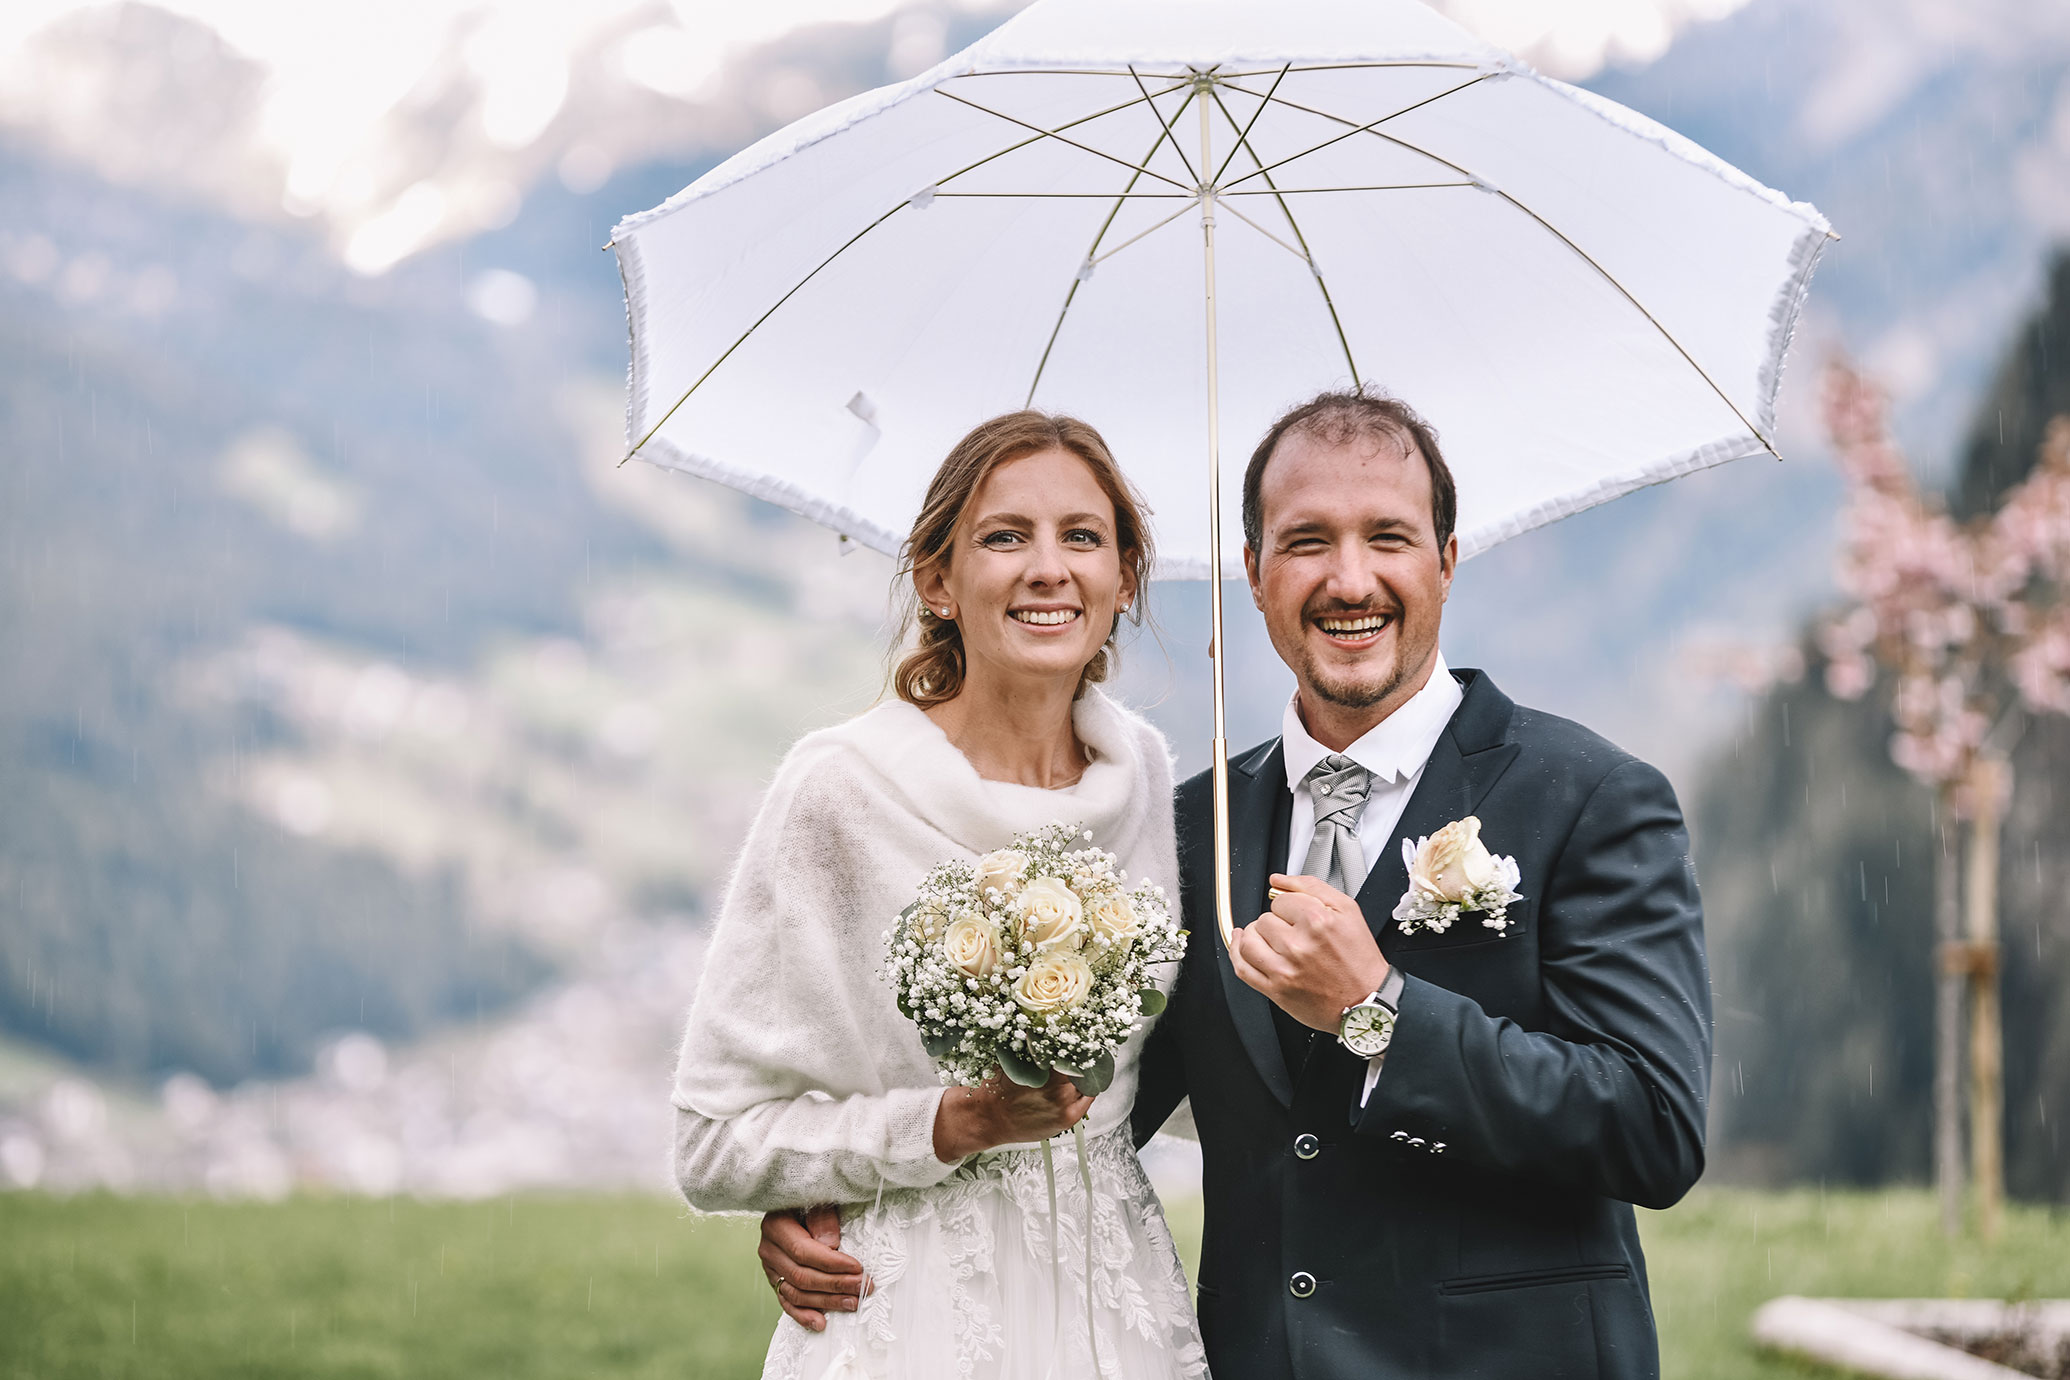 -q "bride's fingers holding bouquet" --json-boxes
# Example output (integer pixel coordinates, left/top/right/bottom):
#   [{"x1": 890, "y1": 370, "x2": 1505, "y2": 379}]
[{"x1": 932, "y1": 1069, "x2": 1093, "y2": 1162}]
